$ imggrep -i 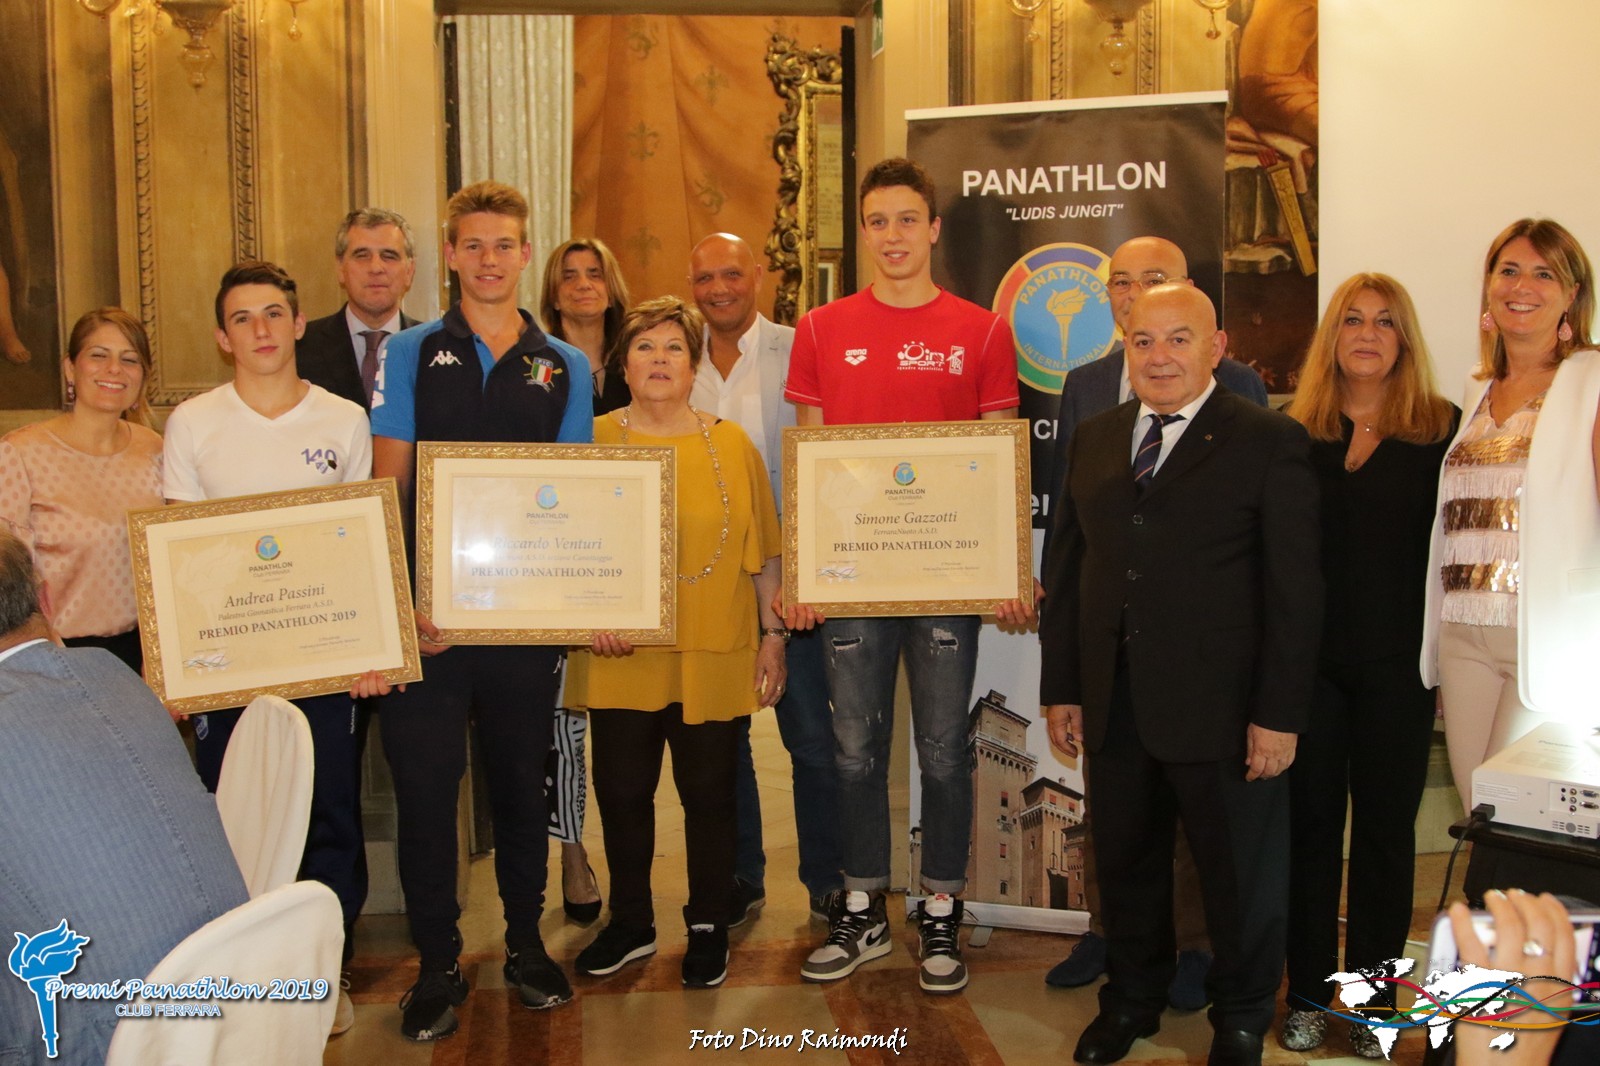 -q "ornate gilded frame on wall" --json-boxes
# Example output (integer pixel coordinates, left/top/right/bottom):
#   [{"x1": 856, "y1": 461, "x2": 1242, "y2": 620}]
[{"x1": 765, "y1": 34, "x2": 843, "y2": 326}]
